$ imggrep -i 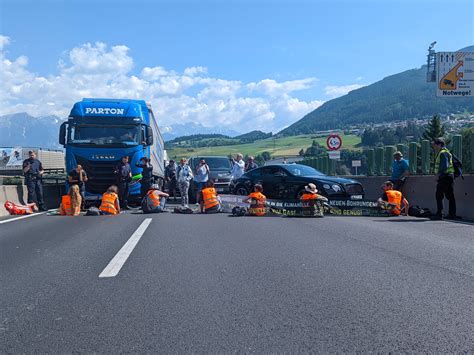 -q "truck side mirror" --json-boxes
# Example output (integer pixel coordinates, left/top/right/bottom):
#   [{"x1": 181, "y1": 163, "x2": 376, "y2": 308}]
[
  {"x1": 59, "y1": 122, "x2": 67, "y2": 146},
  {"x1": 145, "y1": 125, "x2": 153, "y2": 146}
]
